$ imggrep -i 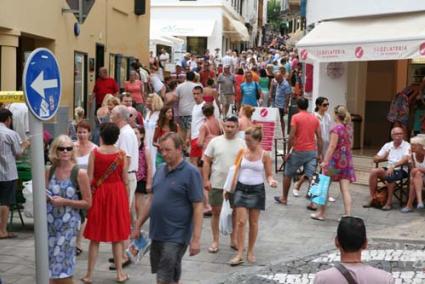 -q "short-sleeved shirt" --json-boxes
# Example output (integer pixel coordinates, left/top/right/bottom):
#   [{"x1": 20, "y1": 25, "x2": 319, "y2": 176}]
[
  {"x1": 150, "y1": 74, "x2": 164, "y2": 94},
  {"x1": 176, "y1": 81, "x2": 201, "y2": 116},
  {"x1": 93, "y1": 77, "x2": 119, "y2": 106},
  {"x1": 314, "y1": 263, "x2": 394, "y2": 284},
  {"x1": 124, "y1": 80, "x2": 144, "y2": 104},
  {"x1": 240, "y1": 81, "x2": 260, "y2": 107},
  {"x1": 275, "y1": 79, "x2": 292, "y2": 109},
  {"x1": 116, "y1": 124, "x2": 139, "y2": 172},
  {"x1": 0, "y1": 123, "x2": 22, "y2": 181},
  {"x1": 291, "y1": 111, "x2": 320, "y2": 152},
  {"x1": 204, "y1": 135, "x2": 246, "y2": 189},
  {"x1": 217, "y1": 74, "x2": 235, "y2": 96},
  {"x1": 191, "y1": 102, "x2": 206, "y2": 139},
  {"x1": 200, "y1": 70, "x2": 215, "y2": 87},
  {"x1": 150, "y1": 160, "x2": 203, "y2": 245},
  {"x1": 377, "y1": 140, "x2": 410, "y2": 168}
]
